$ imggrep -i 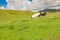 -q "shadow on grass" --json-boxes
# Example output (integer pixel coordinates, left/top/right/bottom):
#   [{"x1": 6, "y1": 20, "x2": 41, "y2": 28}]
[
  {"x1": 19, "y1": 26, "x2": 29, "y2": 31},
  {"x1": 10, "y1": 13, "x2": 18, "y2": 15},
  {"x1": 8, "y1": 25, "x2": 14, "y2": 29},
  {"x1": 0, "y1": 25, "x2": 14, "y2": 30},
  {"x1": 21, "y1": 19, "x2": 28, "y2": 22}
]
